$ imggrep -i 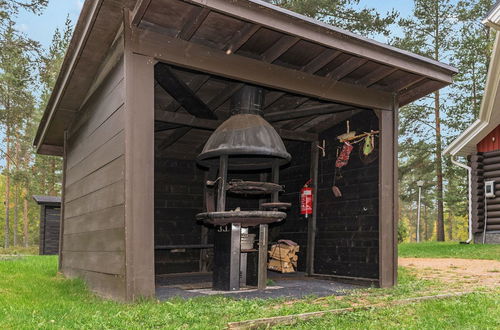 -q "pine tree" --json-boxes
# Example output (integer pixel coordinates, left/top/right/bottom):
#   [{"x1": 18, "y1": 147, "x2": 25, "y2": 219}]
[
  {"x1": 0, "y1": 23, "x2": 38, "y2": 247},
  {"x1": 395, "y1": 0, "x2": 457, "y2": 241},
  {"x1": 271, "y1": 0, "x2": 398, "y2": 38}
]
